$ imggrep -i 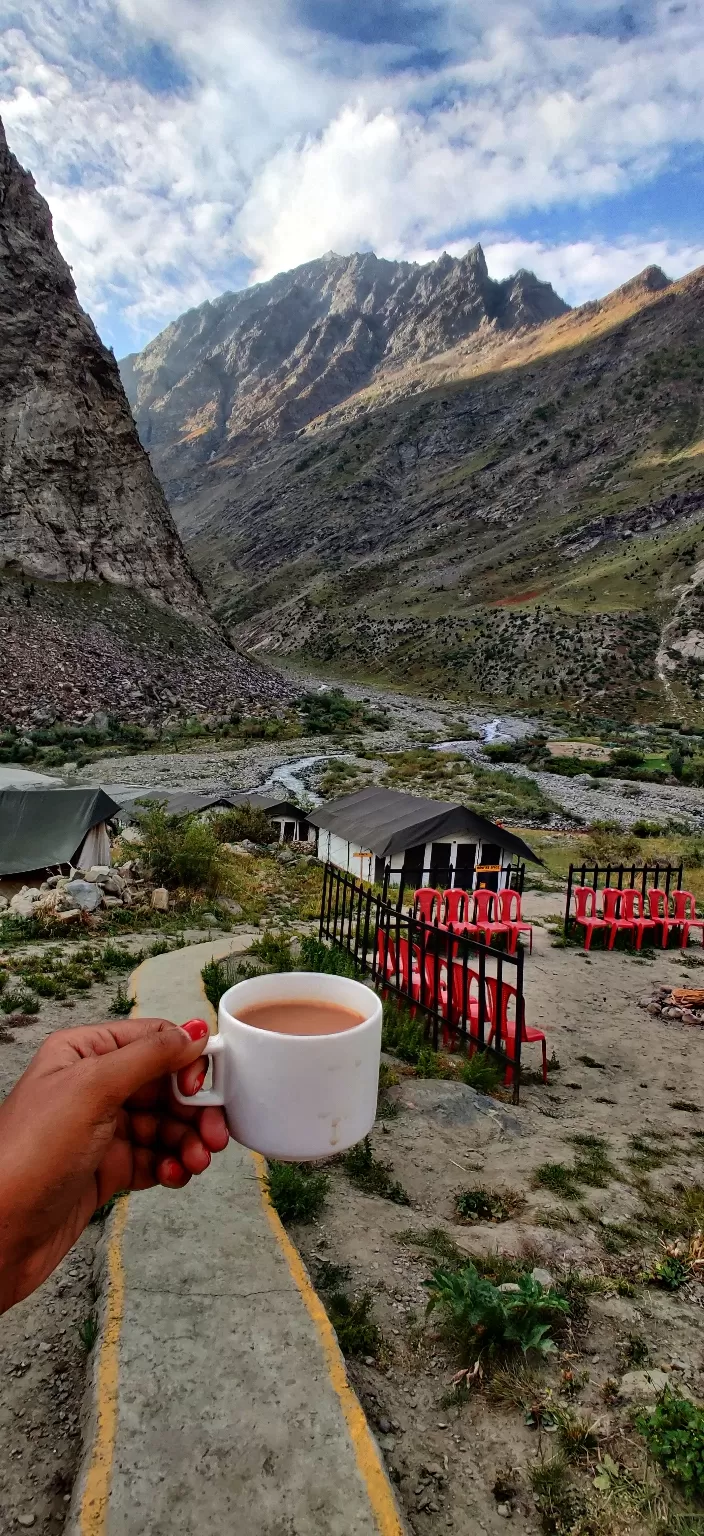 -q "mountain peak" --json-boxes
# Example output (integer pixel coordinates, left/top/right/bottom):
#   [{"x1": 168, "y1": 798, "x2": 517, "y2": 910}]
[{"x1": 121, "y1": 245, "x2": 568, "y2": 474}]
